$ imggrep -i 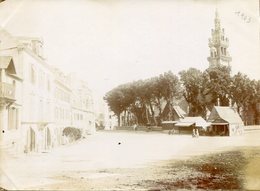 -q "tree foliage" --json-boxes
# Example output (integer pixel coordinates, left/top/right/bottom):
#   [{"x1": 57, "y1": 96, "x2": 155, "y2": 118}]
[
  {"x1": 104, "y1": 71, "x2": 182, "y2": 126},
  {"x1": 105, "y1": 64, "x2": 260, "y2": 125},
  {"x1": 179, "y1": 68, "x2": 204, "y2": 116}
]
